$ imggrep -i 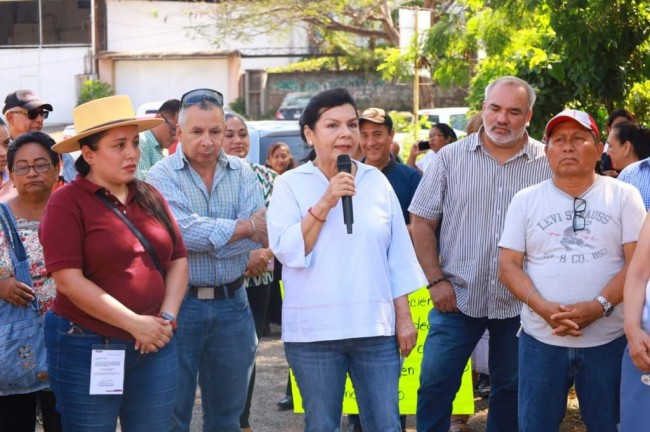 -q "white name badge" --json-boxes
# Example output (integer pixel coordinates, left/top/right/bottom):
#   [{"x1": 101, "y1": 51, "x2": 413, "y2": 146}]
[{"x1": 89, "y1": 347, "x2": 125, "y2": 395}]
